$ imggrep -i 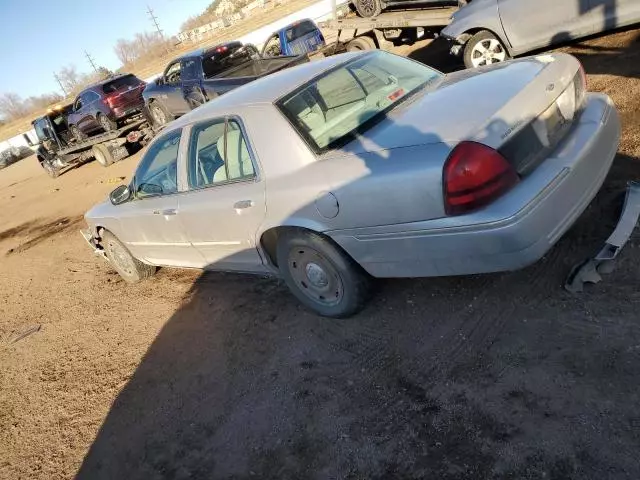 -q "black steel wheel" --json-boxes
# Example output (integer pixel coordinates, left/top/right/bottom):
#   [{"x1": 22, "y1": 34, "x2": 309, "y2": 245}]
[
  {"x1": 354, "y1": 0, "x2": 382, "y2": 18},
  {"x1": 277, "y1": 230, "x2": 371, "y2": 318}
]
